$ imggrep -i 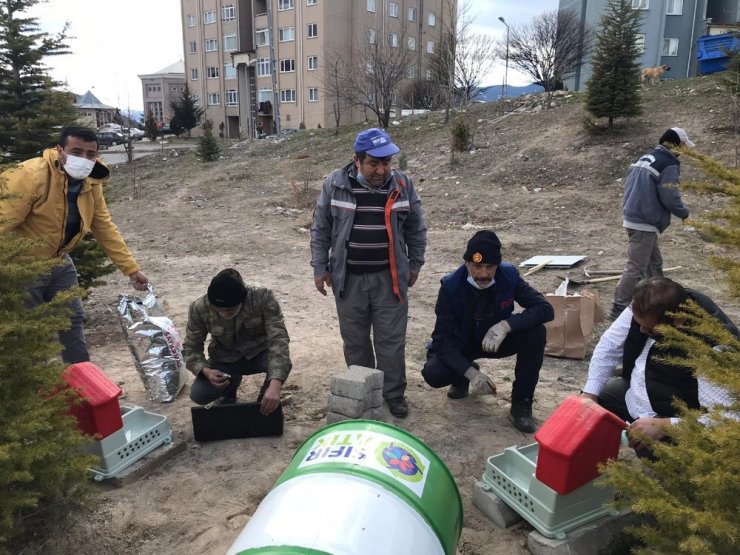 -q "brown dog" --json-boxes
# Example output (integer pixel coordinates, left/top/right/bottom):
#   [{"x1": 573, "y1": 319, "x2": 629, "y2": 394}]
[{"x1": 641, "y1": 65, "x2": 671, "y2": 85}]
